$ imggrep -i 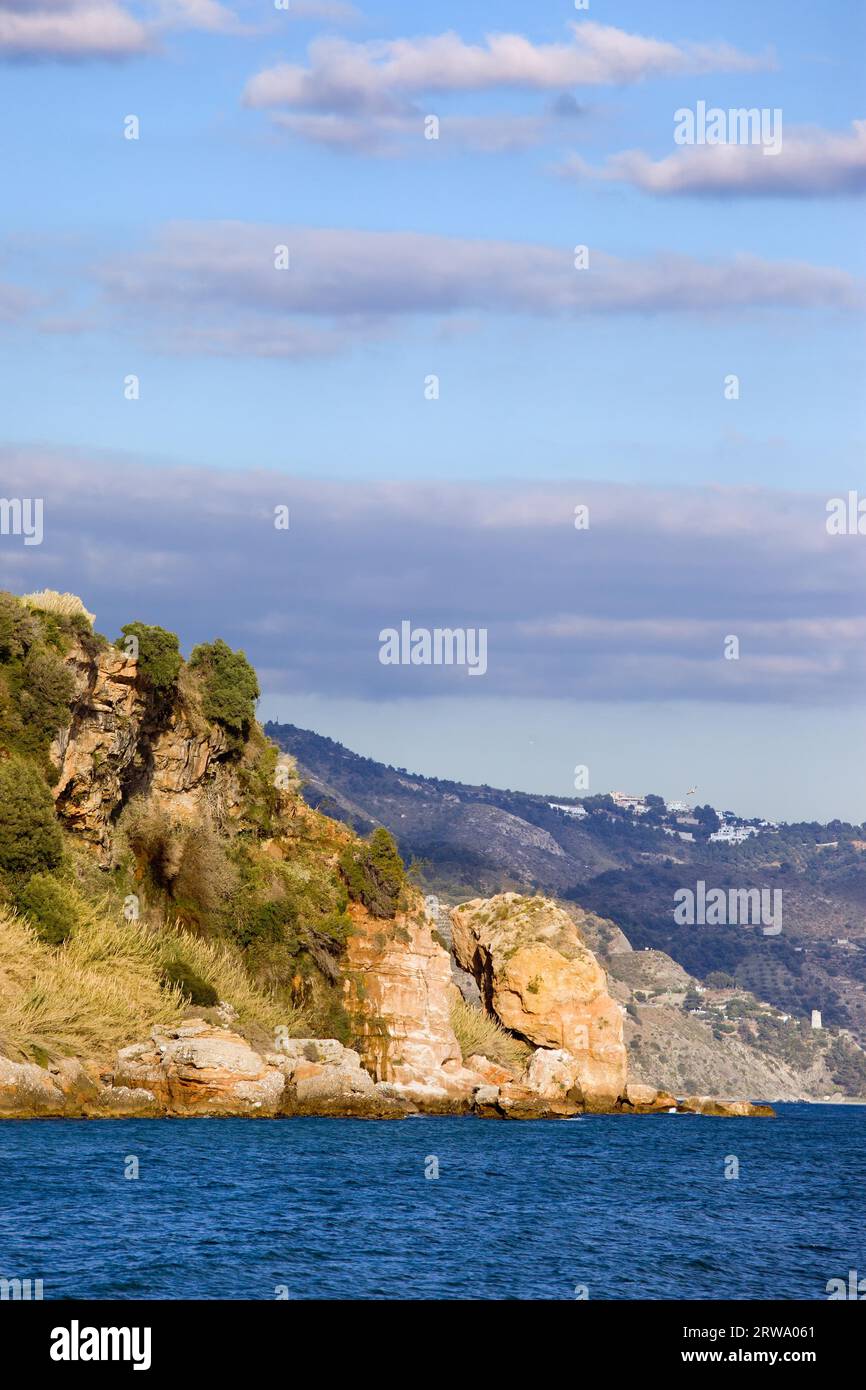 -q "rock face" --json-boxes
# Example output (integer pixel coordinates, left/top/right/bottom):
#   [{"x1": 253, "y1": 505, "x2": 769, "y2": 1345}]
[
  {"x1": 50, "y1": 638, "x2": 241, "y2": 860},
  {"x1": 0, "y1": 1056, "x2": 67, "y2": 1117},
  {"x1": 114, "y1": 1021, "x2": 285, "y2": 1115},
  {"x1": 267, "y1": 1038, "x2": 407, "y2": 1117},
  {"x1": 343, "y1": 904, "x2": 474, "y2": 1104},
  {"x1": 450, "y1": 893, "x2": 629, "y2": 1111}
]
